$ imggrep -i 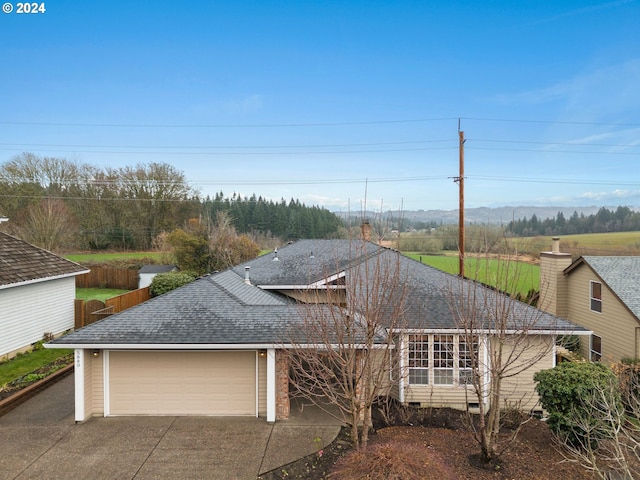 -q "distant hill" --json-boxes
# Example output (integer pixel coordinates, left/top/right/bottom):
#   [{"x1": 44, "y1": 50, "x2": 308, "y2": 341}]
[{"x1": 335, "y1": 206, "x2": 629, "y2": 225}]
